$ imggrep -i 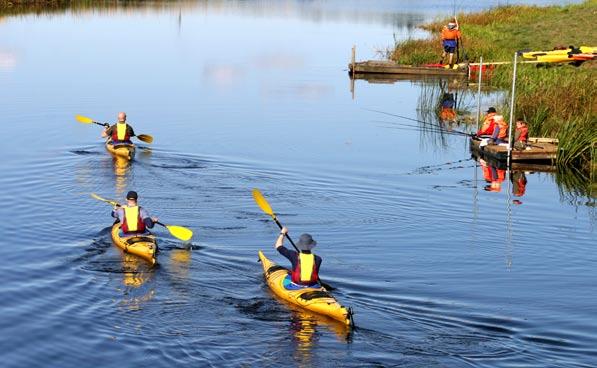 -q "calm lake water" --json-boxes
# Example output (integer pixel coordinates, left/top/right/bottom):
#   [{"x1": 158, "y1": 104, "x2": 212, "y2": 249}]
[{"x1": 1, "y1": 1, "x2": 595, "y2": 367}]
